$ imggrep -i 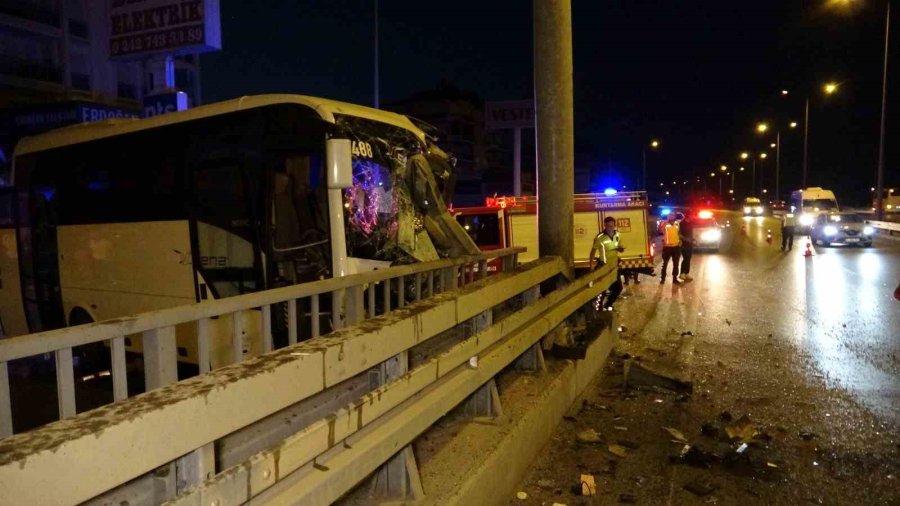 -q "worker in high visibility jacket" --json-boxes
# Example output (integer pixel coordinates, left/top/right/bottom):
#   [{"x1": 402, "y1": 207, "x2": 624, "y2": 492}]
[
  {"x1": 781, "y1": 211, "x2": 797, "y2": 251},
  {"x1": 589, "y1": 216, "x2": 625, "y2": 310},
  {"x1": 658, "y1": 213, "x2": 682, "y2": 284}
]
